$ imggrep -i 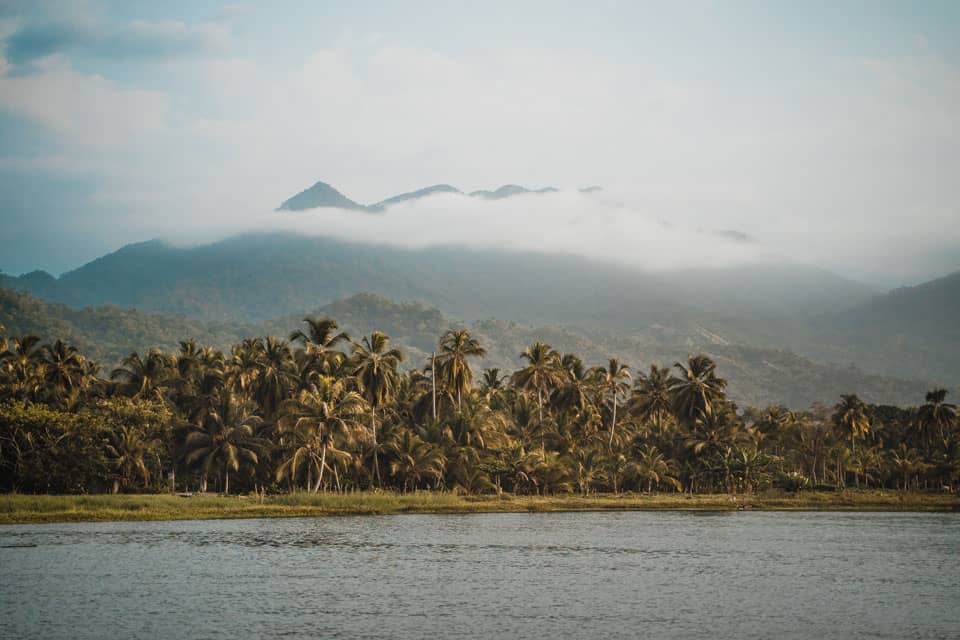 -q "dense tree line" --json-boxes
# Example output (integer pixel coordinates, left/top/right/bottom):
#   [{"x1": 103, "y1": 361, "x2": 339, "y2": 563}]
[{"x1": 0, "y1": 320, "x2": 957, "y2": 495}]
